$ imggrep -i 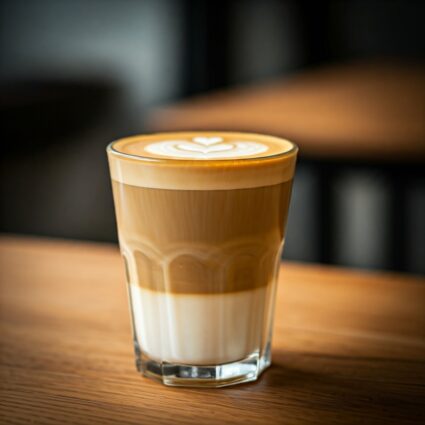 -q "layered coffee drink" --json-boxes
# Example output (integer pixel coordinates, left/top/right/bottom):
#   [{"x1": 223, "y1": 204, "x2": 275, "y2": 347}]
[{"x1": 107, "y1": 132, "x2": 297, "y2": 387}]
